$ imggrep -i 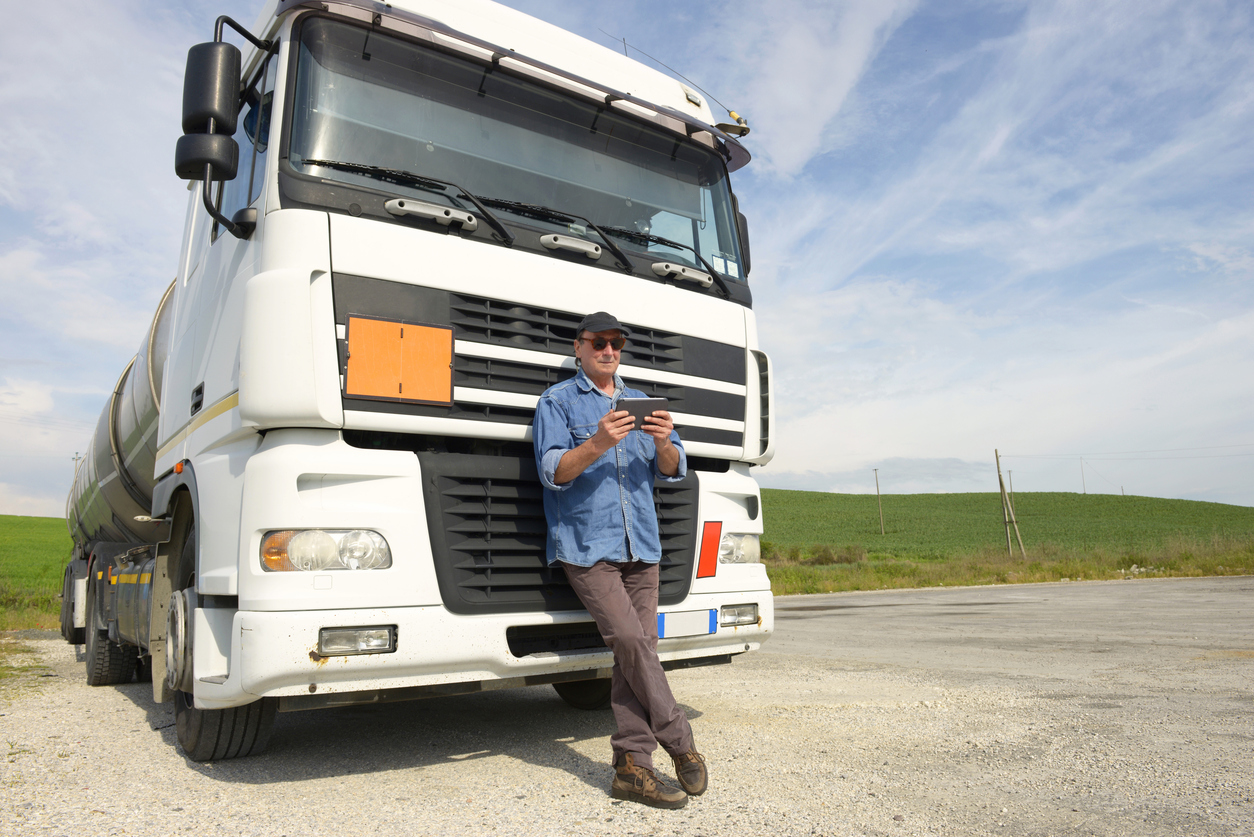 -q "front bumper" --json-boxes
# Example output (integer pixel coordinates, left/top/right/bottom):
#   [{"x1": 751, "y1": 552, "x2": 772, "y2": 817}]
[{"x1": 191, "y1": 591, "x2": 773, "y2": 710}]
